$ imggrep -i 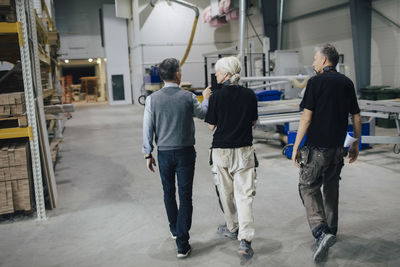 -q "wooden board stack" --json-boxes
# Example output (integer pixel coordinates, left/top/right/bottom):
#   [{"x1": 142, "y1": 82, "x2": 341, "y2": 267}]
[
  {"x1": 0, "y1": 142, "x2": 32, "y2": 215},
  {"x1": 0, "y1": 92, "x2": 26, "y2": 117}
]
